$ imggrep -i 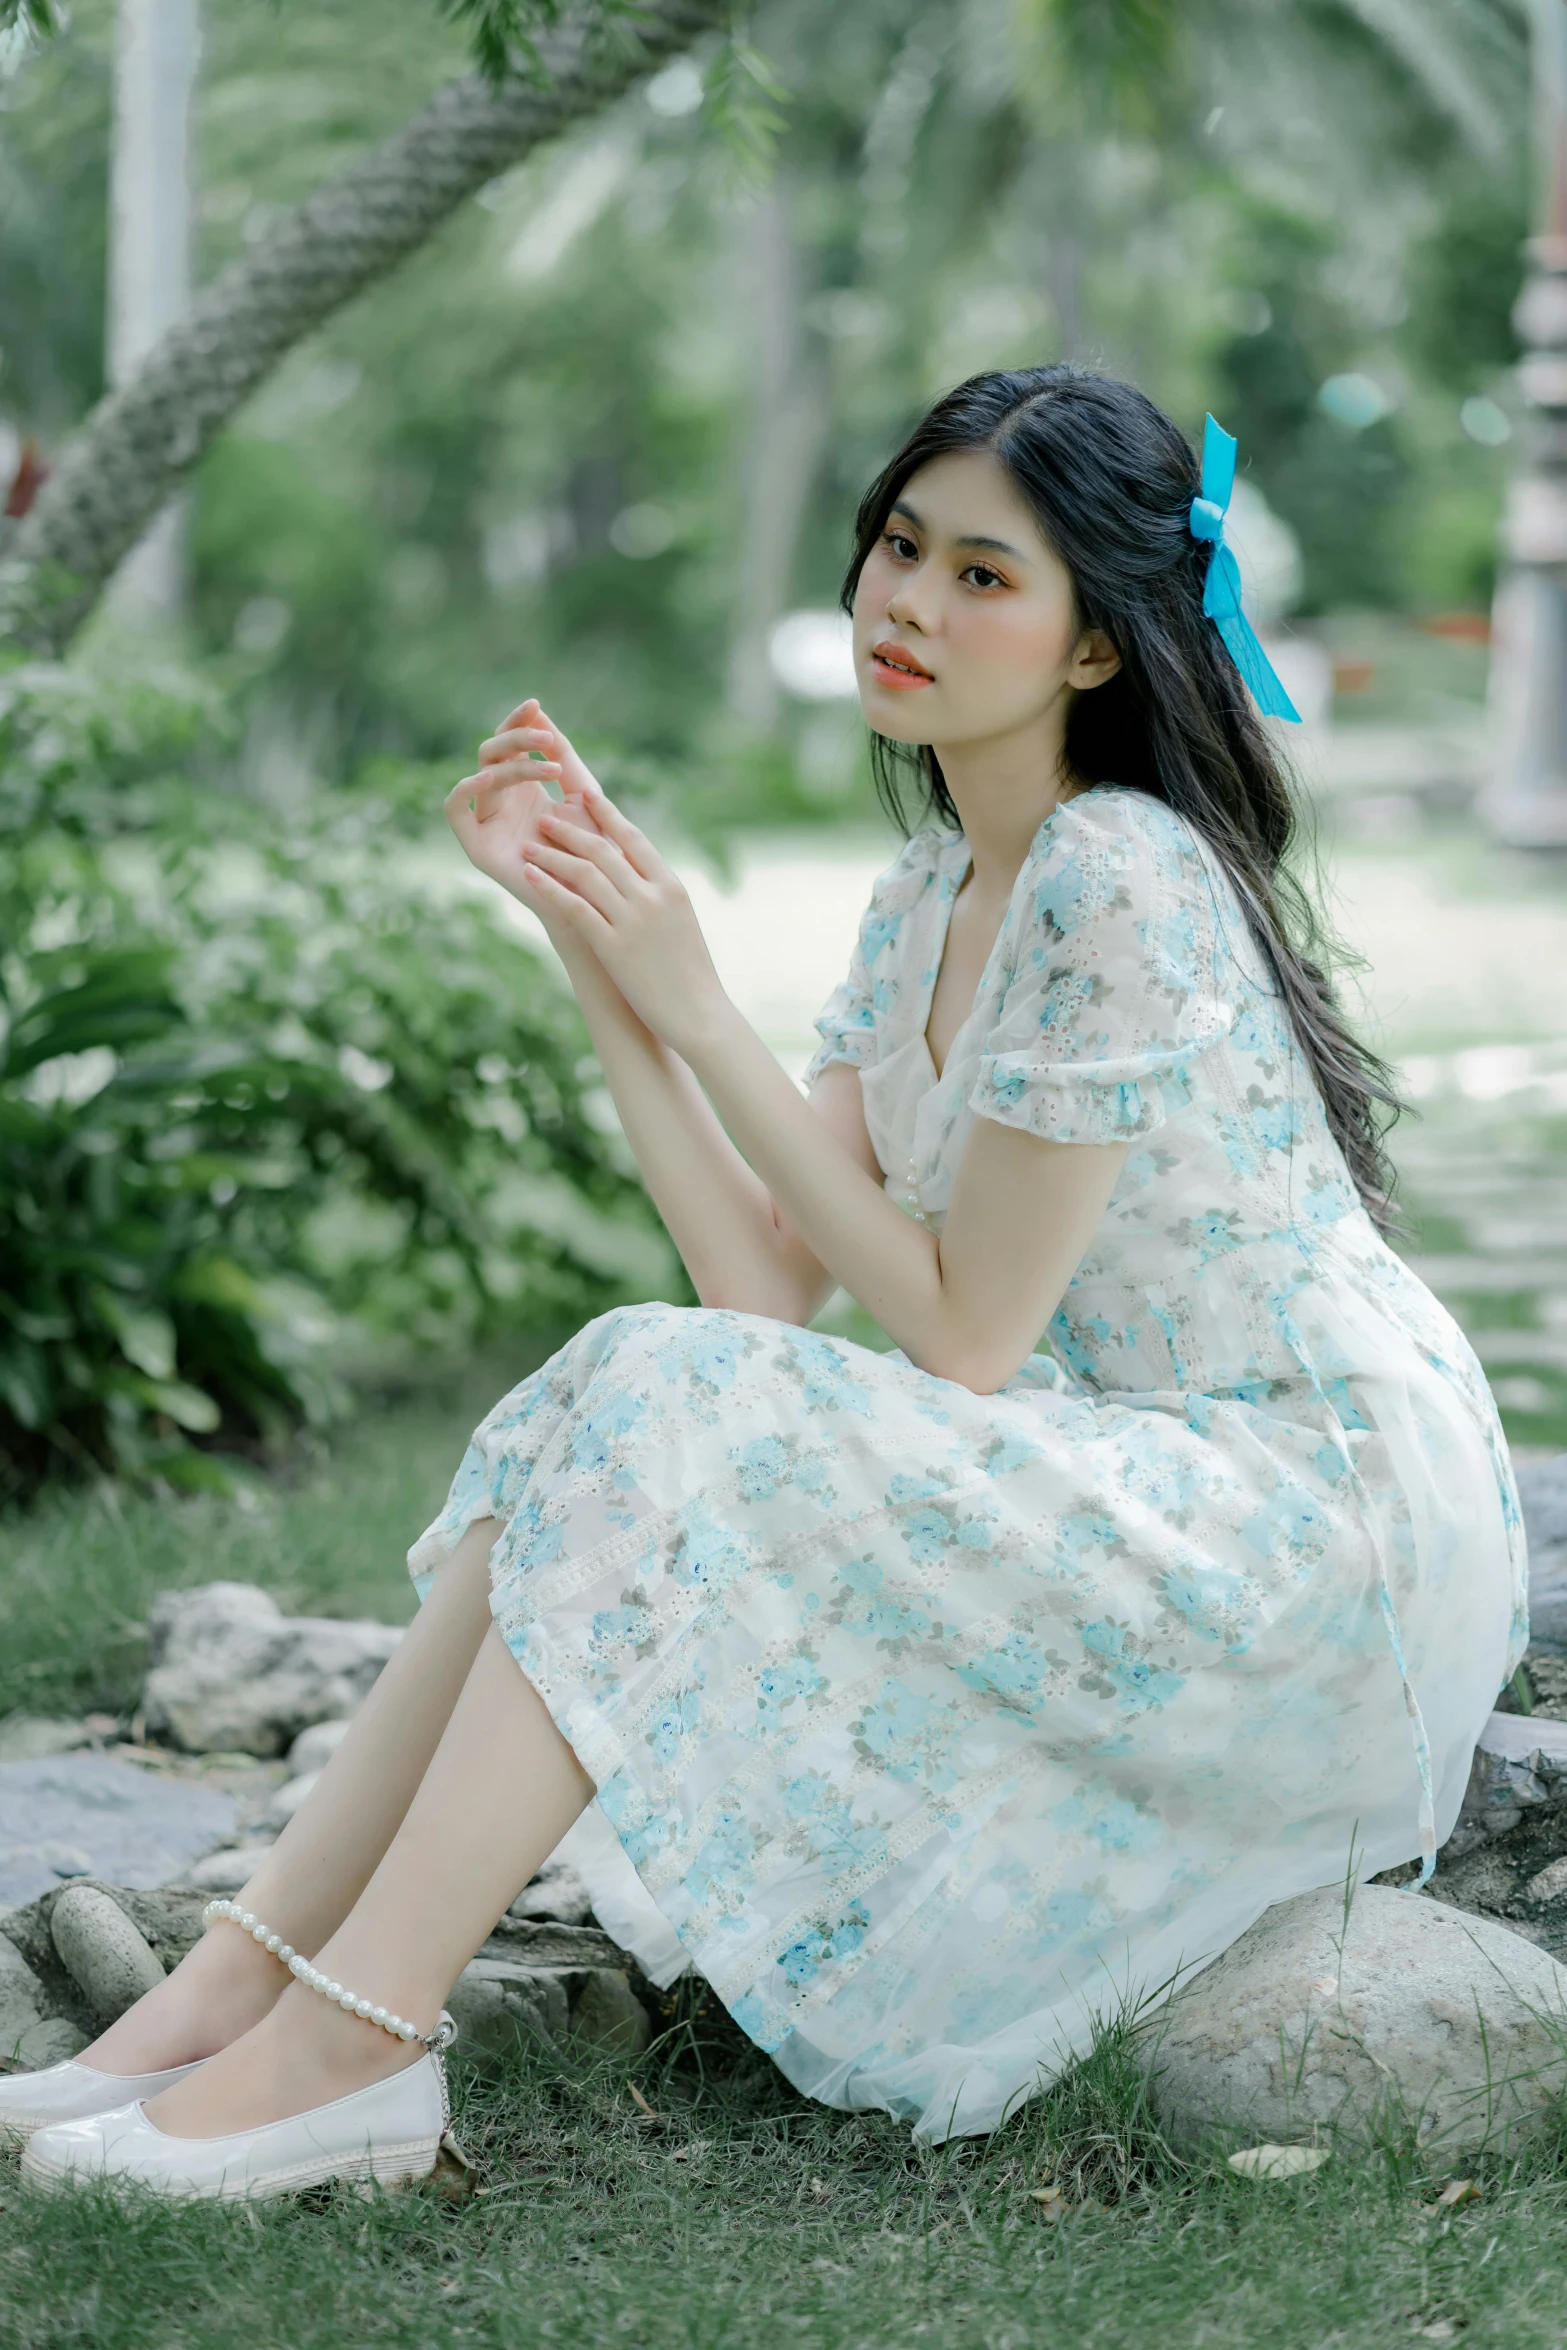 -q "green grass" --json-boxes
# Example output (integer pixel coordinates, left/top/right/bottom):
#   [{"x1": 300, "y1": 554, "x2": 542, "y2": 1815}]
[
  {"x1": 0, "y1": 1344, "x2": 547, "y2": 1724},
  {"x1": 4, "y1": 2005, "x2": 1567, "y2": 2349}
]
